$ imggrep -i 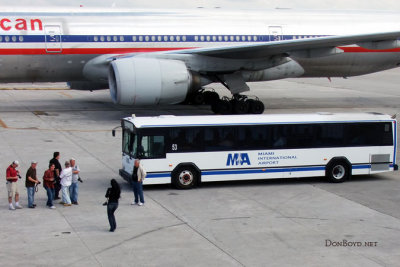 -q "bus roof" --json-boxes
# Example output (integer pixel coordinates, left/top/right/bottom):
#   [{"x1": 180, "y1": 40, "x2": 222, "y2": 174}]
[{"x1": 124, "y1": 113, "x2": 395, "y2": 128}]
